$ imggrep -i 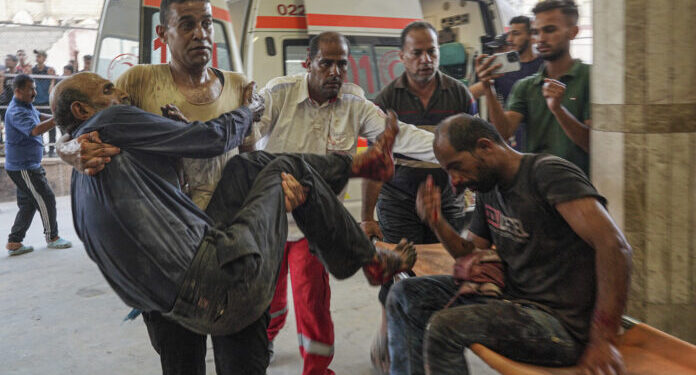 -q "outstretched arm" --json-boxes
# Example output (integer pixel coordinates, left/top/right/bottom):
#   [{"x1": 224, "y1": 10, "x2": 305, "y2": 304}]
[
  {"x1": 30, "y1": 117, "x2": 56, "y2": 136},
  {"x1": 359, "y1": 101, "x2": 437, "y2": 163},
  {"x1": 94, "y1": 105, "x2": 254, "y2": 159},
  {"x1": 556, "y1": 197, "x2": 631, "y2": 375},
  {"x1": 474, "y1": 54, "x2": 524, "y2": 139}
]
